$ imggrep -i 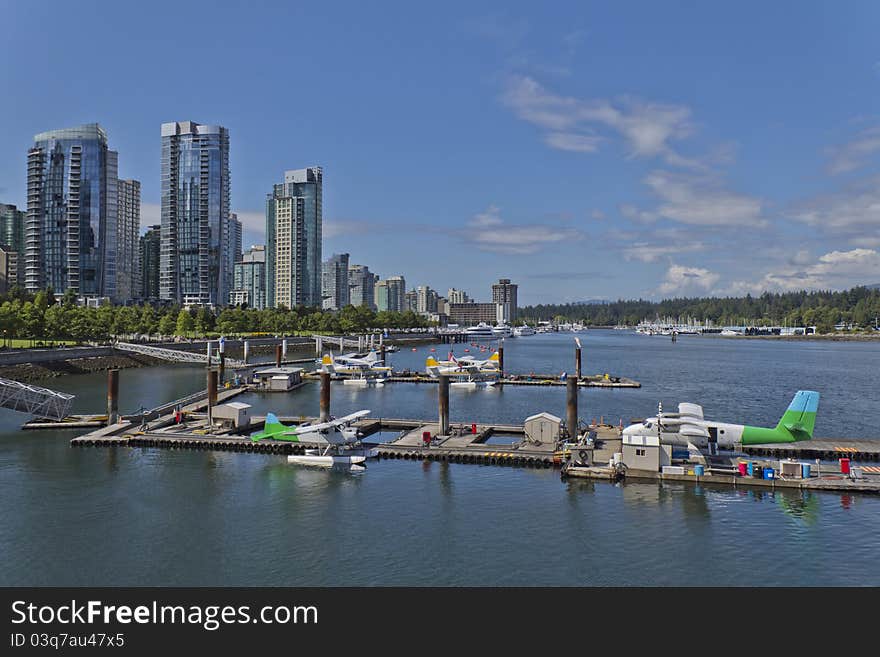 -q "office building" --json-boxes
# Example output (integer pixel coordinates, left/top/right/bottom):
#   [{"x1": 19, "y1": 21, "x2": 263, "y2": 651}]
[
  {"x1": 448, "y1": 302, "x2": 504, "y2": 326},
  {"x1": 349, "y1": 264, "x2": 376, "y2": 310},
  {"x1": 322, "y1": 253, "x2": 350, "y2": 310},
  {"x1": 159, "y1": 120, "x2": 231, "y2": 306},
  {"x1": 25, "y1": 123, "x2": 118, "y2": 297},
  {"x1": 492, "y1": 278, "x2": 518, "y2": 323},
  {"x1": 230, "y1": 245, "x2": 267, "y2": 309},
  {"x1": 139, "y1": 224, "x2": 161, "y2": 300},
  {"x1": 266, "y1": 167, "x2": 322, "y2": 308},
  {"x1": 116, "y1": 179, "x2": 140, "y2": 302},
  {"x1": 404, "y1": 289, "x2": 418, "y2": 312}
]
